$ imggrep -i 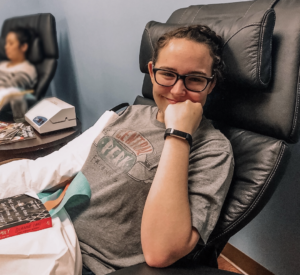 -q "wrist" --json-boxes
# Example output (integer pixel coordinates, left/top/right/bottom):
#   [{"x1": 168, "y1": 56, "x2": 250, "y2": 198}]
[
  {"x1": 164, "y1": 136, "x2": 190, "y2": 153},
  {"x1": 164, "y1": 128, "x2": 193, "y2": 149},
  {"x1": 165, "y1": 125, "x2": 193, "y2": 136}
]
